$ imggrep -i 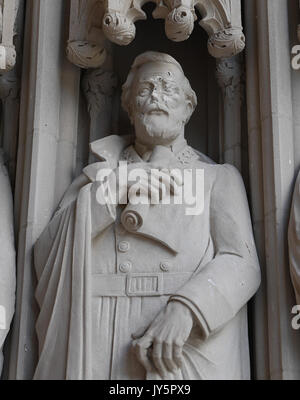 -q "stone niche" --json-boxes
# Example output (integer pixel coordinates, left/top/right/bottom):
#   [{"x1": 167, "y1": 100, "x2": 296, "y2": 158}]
[
  {"x1": 76, "y1": 3, "x2": 222, "y2": 174},
  {"x1": 114, "y1": 3, "x2": 220, "y2": 156},
  {"x1": 8, "y1": 0, "x2": 253, "y2": 381},
  {"x1": 6, "y1": 0, "x2": 300, "y2": 381}
]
